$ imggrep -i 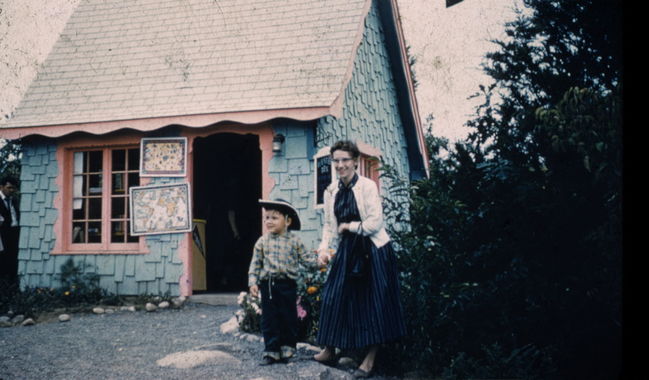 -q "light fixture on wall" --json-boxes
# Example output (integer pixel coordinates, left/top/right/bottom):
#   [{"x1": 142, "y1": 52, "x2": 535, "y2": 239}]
[{"x1": 272, "y1": 134, "x2": 285, "y2": 153}]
